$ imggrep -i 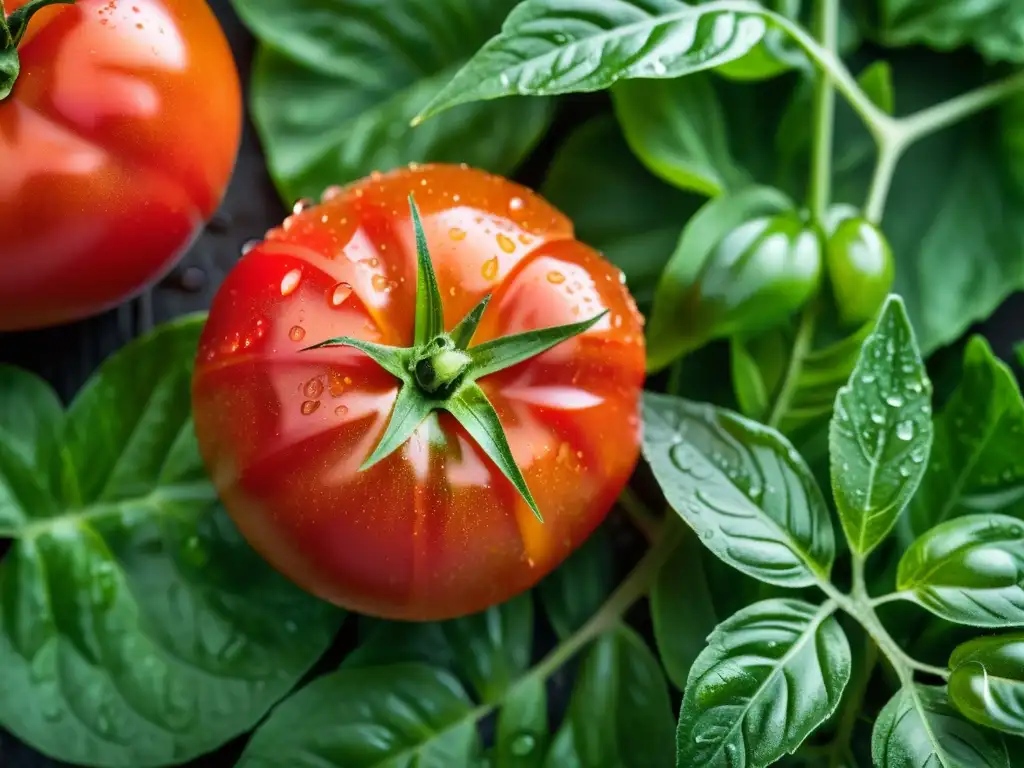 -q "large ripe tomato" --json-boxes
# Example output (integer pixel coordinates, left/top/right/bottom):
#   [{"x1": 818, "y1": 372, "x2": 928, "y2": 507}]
[
  {"x1": 192, "y1": 164, "x2": 646, "y2": 621},
  {"x1": 0, "y1": 0, "x2": 240, "y2": 331}
]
